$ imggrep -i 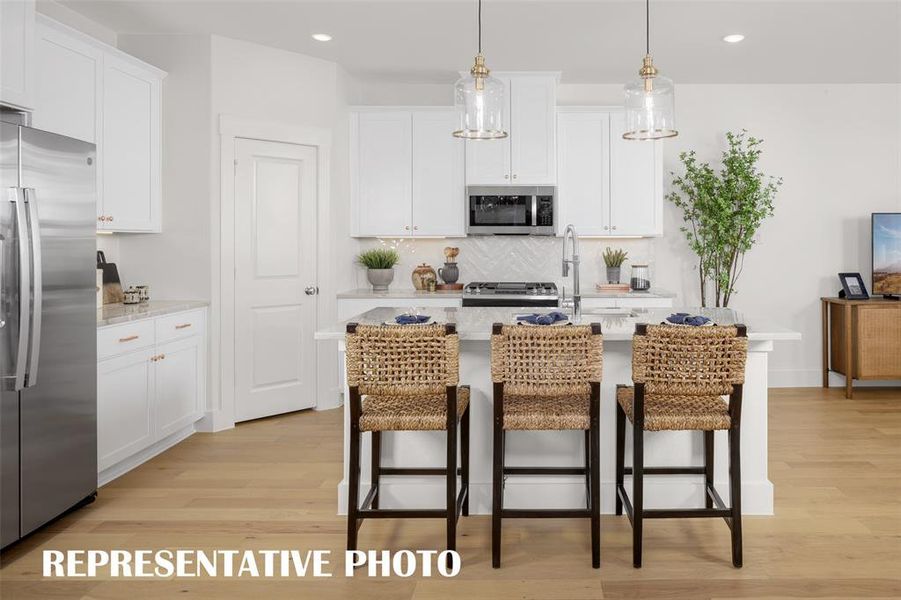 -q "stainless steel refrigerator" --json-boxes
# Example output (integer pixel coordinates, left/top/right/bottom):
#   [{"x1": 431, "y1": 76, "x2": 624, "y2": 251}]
[{"x1": 1, "y1": 120, "x2": 98, "y2": 548}]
